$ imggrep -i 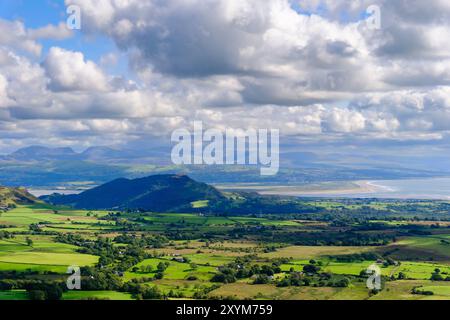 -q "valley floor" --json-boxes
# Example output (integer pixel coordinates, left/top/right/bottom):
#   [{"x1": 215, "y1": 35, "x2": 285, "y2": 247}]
[{"x1": 0, "y1": 203, "x2": 449, "y2": 300}]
